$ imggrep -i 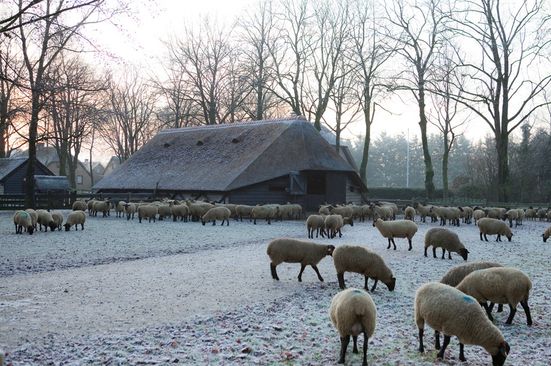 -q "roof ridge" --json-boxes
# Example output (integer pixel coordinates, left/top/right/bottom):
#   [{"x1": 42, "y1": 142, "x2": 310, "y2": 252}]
[{"x1": 159, "y1": 119, "x2": 310, "y2": 134}]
